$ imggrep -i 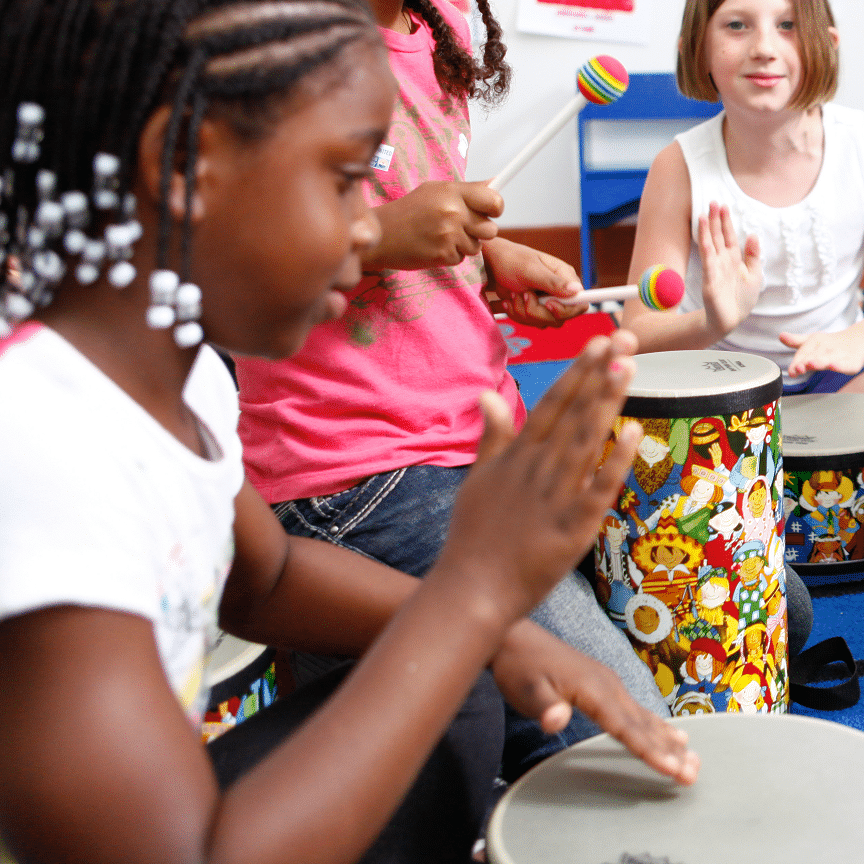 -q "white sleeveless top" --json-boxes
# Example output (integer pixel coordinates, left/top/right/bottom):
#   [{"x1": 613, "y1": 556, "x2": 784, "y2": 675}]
[{"x1": 676, "y1": 103, "x2": 864, "y2": 385}]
